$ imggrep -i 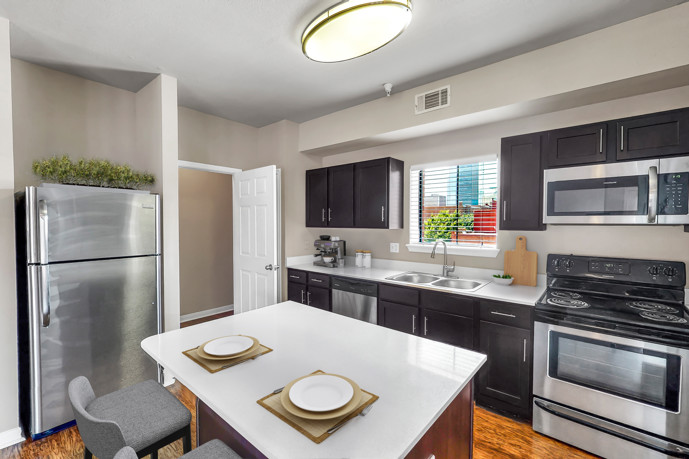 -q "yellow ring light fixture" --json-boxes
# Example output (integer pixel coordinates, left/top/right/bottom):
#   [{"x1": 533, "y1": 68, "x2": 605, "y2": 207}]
[{"x1": 302, "y1": 0, "x2": 413, "y2": 63}]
